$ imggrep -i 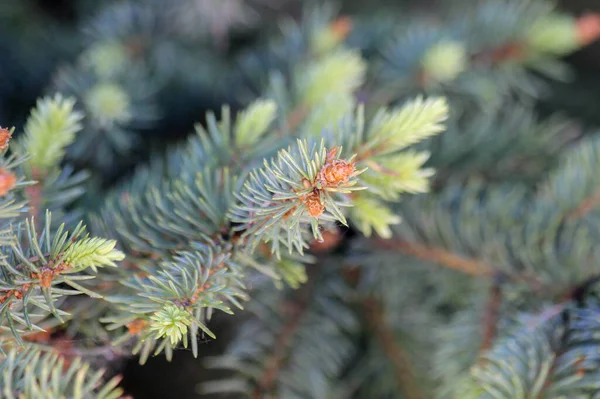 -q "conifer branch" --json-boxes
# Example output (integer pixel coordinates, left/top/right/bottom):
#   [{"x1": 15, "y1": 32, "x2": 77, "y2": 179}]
[
  {"x1": 54, "y1": 340, "x2": 131, "y2": 360},
  {"x1": 472, "y1": 42, "x2": 525, "y2": 65},
  {"x1": 533, "y1": 311, "x2": 574, "y2": 398},
  {"x1": 25, "y1": 182, "x2": 43, "y2": 224},
  {"x1": 480, "y1": 276, "x2": 503, "y2": 353},
  {"x1": 566, "y1": 190, "x2": 600, "y2": 220},
  {"x1": 559, "y1": 273, "x2": 600, "y2": 303},
  {"x1": 6, "y1": 1, "x2": 600, "y2": 396},
  {"x1": 374, "y1": 238, "x2": 494, "y2": 277},
  {"x1": 252, "y1": 276, "x2": 315, "y2": 398},
  {"x1": 363, "y1": 297, "x2": 425, "y2": 399}
]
